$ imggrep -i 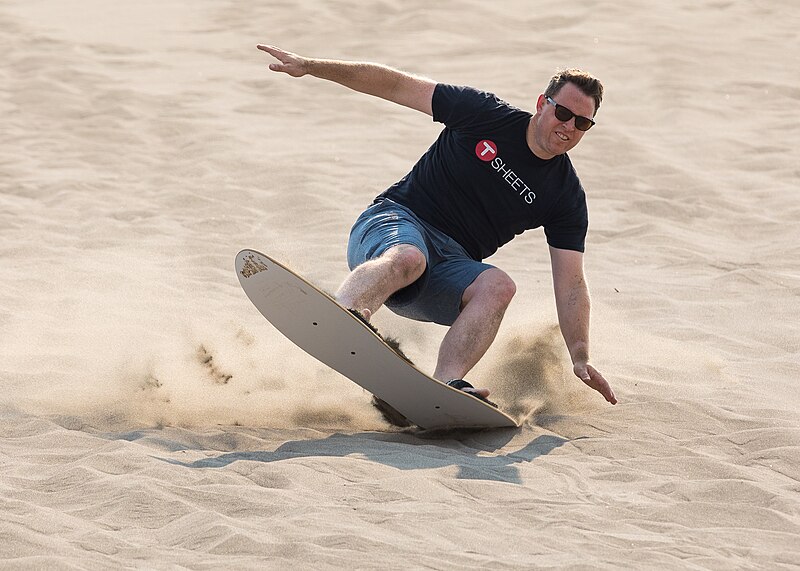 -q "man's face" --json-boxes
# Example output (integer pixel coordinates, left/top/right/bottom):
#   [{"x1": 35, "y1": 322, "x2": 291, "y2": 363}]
[{"x1": 531, "y1": 82, "x2": 596, "y2": 159}]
